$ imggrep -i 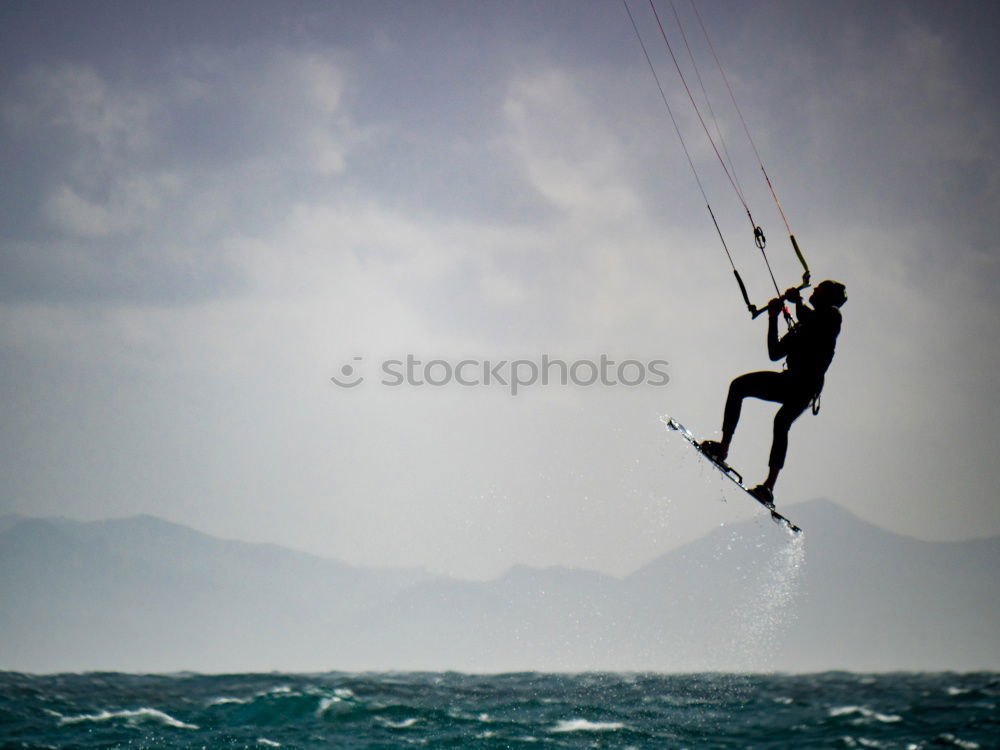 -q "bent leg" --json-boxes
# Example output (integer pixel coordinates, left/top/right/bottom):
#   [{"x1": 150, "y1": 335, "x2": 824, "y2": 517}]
[
  {"x1": 769, "y1": 397, "x2": 811, "y2": 470},
  {"x1": 722, "y1": 371, "x2": 789, "y2": 440}
]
